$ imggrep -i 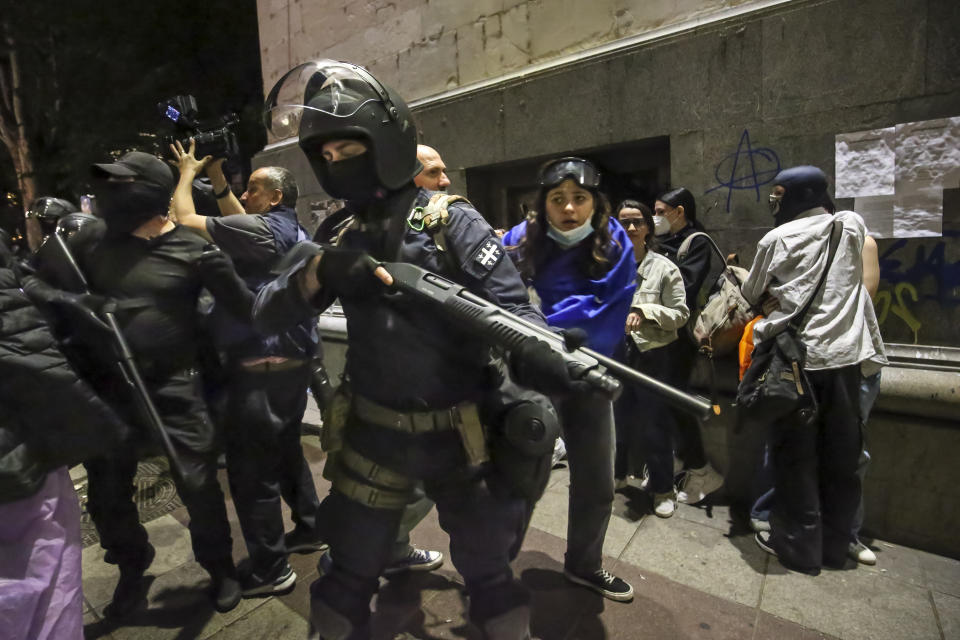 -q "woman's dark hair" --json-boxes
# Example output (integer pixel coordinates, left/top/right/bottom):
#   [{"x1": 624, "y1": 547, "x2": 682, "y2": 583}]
[
  {"x1": 657, "y1": 187, "x2": 704, "y2": 231},
  {"x1": 513, "y1": 182, "x2": 618, "y2": 281},
  {"x1": 617, "y1": 199, "x2": 656, "y2": 251}
]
